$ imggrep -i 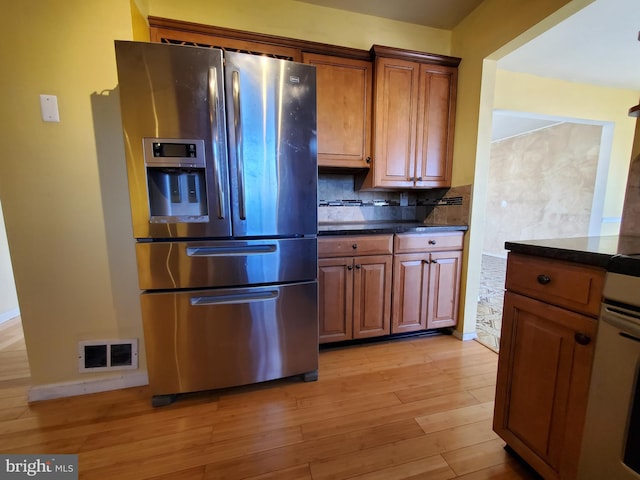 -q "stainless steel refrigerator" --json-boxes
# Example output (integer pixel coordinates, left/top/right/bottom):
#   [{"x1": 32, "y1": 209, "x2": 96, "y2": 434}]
[{"x1": 114, "y1": 41, "x2": 318, "y2": 406}]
